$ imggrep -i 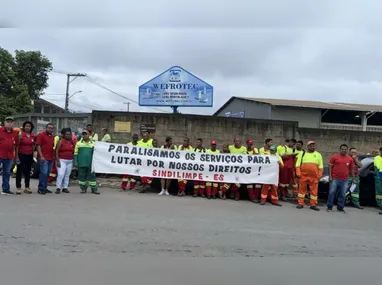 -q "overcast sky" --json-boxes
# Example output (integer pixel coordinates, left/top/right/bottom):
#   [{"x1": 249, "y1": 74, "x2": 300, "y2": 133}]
[{"x1": 1, "y1": 0, "x2": 382, "y2": 114}]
